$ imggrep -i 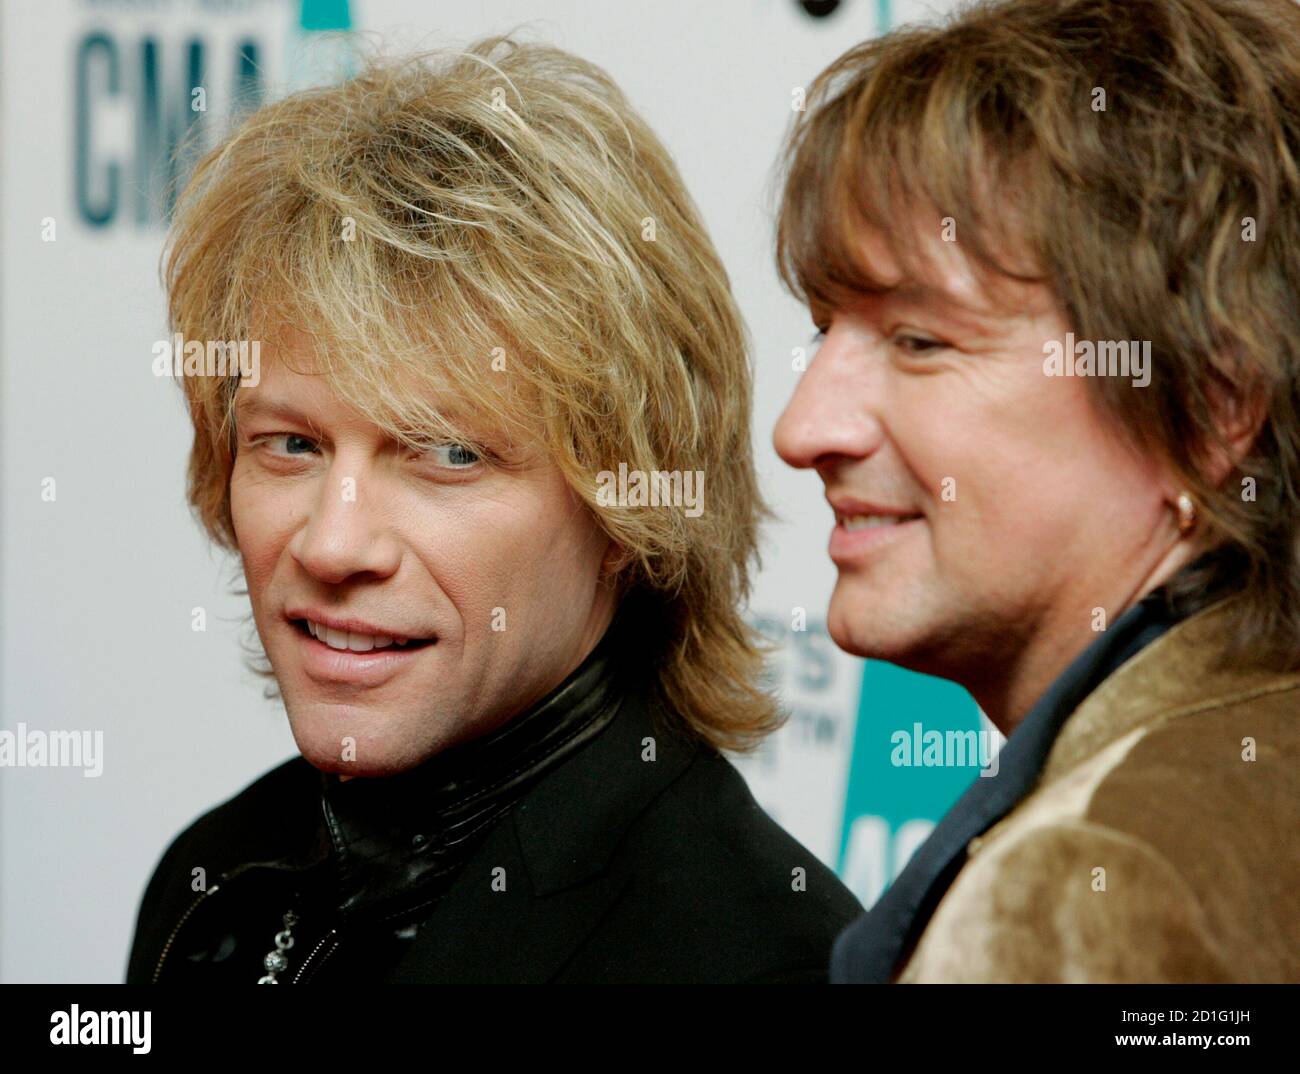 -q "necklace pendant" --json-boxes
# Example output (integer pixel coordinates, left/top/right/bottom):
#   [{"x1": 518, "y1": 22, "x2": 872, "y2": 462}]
[{"x1": 257, "y1": 909, "x2": 299, "y2": 984}]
